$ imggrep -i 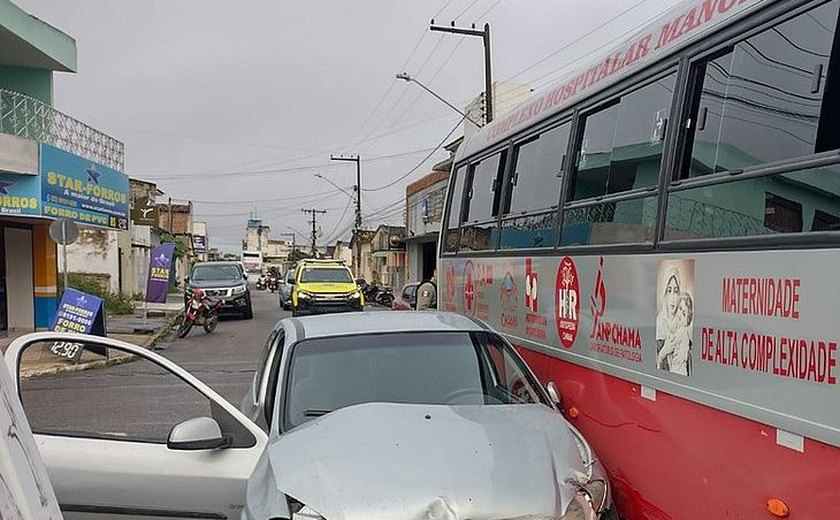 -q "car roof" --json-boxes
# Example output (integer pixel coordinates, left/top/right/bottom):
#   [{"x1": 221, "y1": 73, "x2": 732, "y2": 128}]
[
  {"x1": 193, "y1": 261, "x2": 241, "y2": 267},
  {"x1": 291, "y1": 311, "x2": 487, "y2": 339}
]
